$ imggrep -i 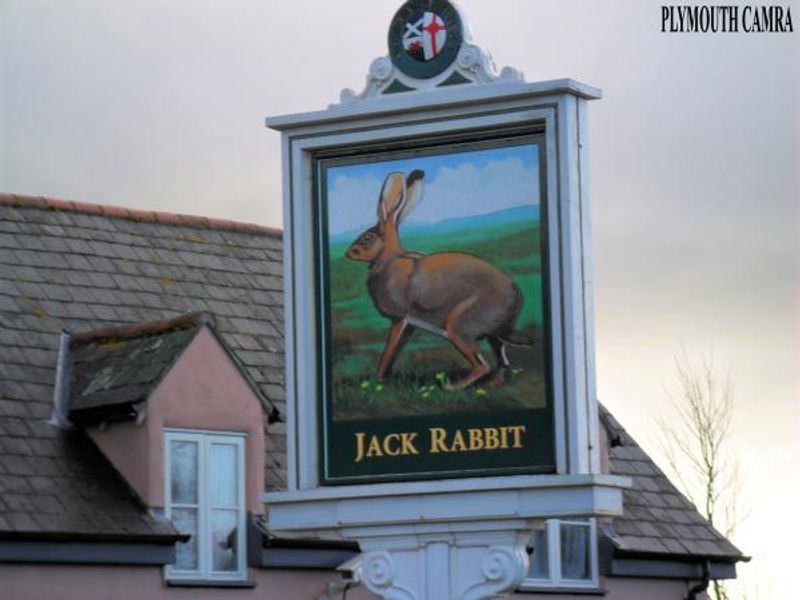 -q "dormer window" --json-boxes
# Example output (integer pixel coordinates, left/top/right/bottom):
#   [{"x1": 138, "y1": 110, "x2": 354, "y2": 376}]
[
  {"x1": 165, "y1": 430, "x2": 247, "y2": 582},
  {"x1": 63, "y1": 314, "x2": 269, "y2": 586},
  {"x1": 523, "y1": 518, "x2": 598, "y2": 590}
]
